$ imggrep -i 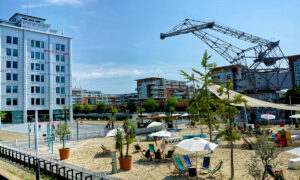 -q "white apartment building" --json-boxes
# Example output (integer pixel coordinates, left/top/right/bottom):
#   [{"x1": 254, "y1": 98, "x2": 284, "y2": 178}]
[
  {"x1": 0, "y1": 13, "x2": 72, "y2": 123},
  {"x1": 72, "y1": 88, "x2": 103, "y2": 105}
]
